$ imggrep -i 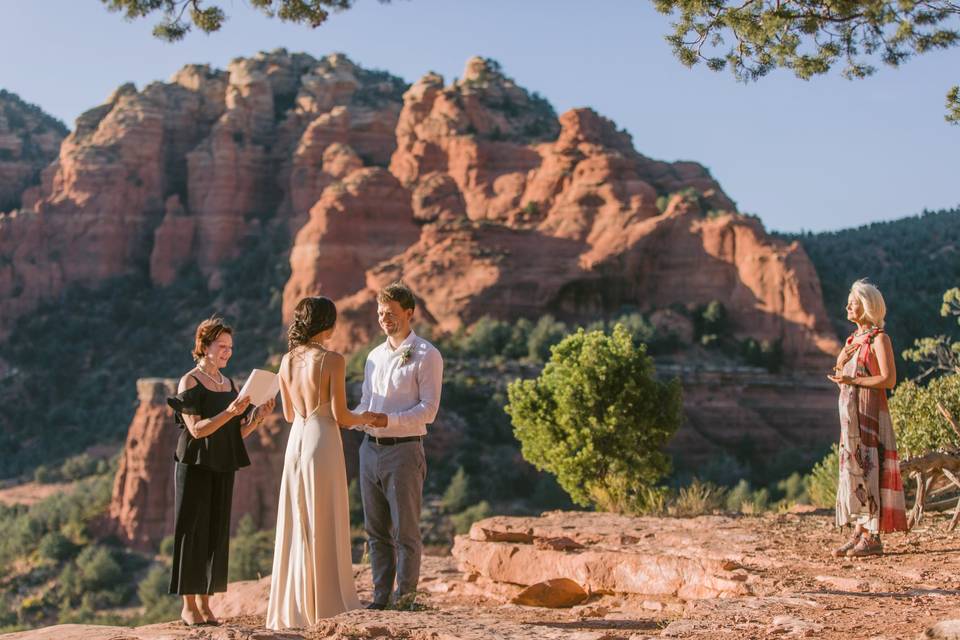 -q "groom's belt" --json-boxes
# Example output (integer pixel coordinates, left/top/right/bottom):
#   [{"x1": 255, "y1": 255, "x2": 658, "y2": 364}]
[{"x1": 365, "y1": 435, "x2": 423, "y2": 446}]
